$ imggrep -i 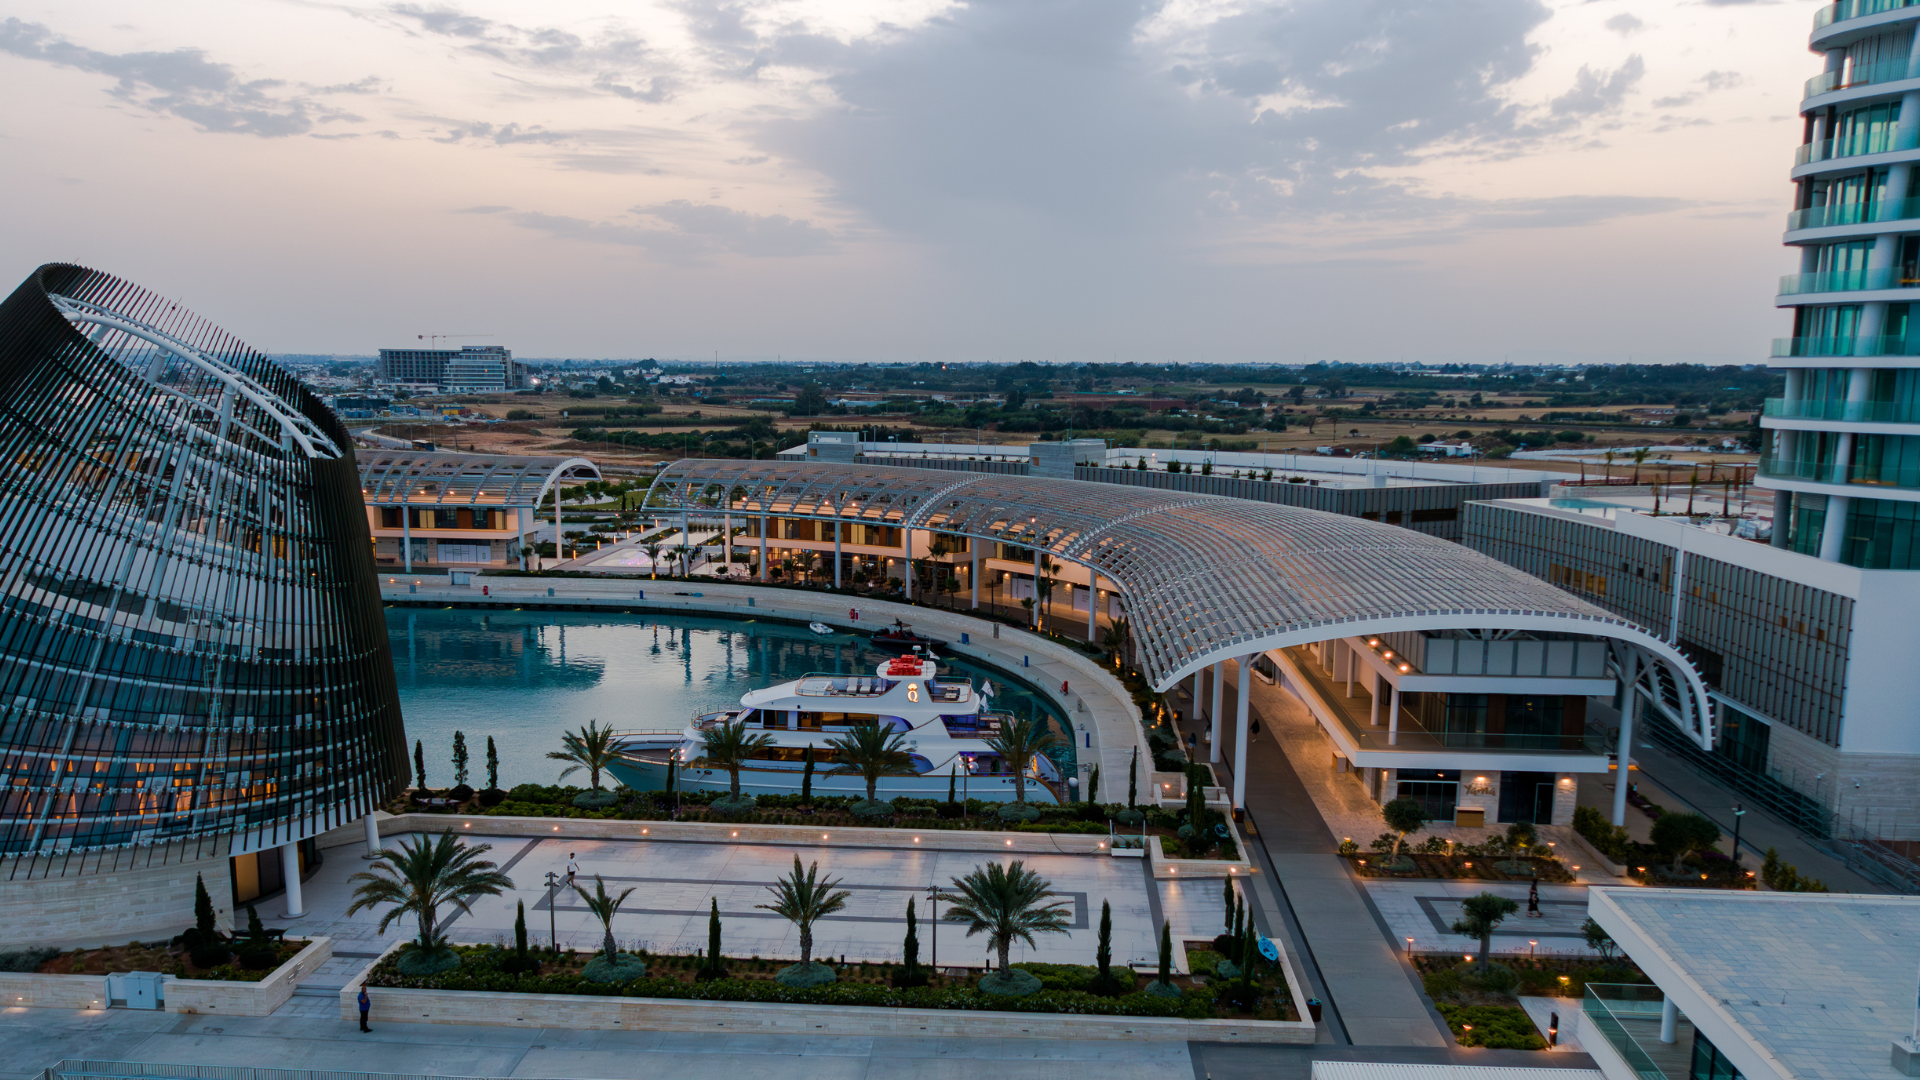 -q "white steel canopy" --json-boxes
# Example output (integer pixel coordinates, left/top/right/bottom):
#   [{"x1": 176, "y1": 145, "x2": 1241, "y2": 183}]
[
  {"x1": 646, "y1": 458, "x2": 1717, "y2": 748},
  {"x1": 358, "y1": 451, "x2": 601, "y2": 509}
]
